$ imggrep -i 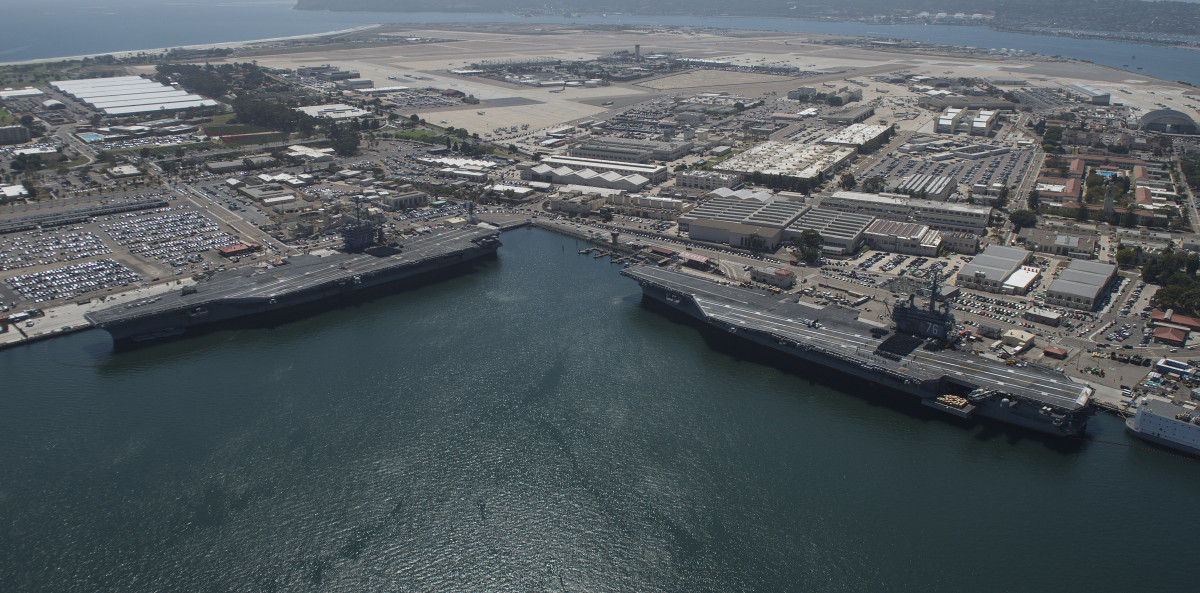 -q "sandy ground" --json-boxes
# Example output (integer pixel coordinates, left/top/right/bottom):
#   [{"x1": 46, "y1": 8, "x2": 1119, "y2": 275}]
[
  {"x1": 639, "y1": 70, "x2": 797, "y2": 90},
  {"x1": 116, "y1": 25, "x2": 1200, "y2": 138}
]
